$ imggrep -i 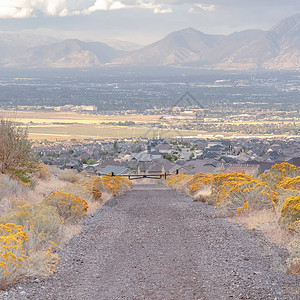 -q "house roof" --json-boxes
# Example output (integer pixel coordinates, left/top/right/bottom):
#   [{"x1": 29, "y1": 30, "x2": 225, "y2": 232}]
[
  {"x1": 183, "y1": 159, "x2": 218, "y2": 175},
  {"x1": 98, "y1": 165, "x2": 130, "y2": 176}
]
